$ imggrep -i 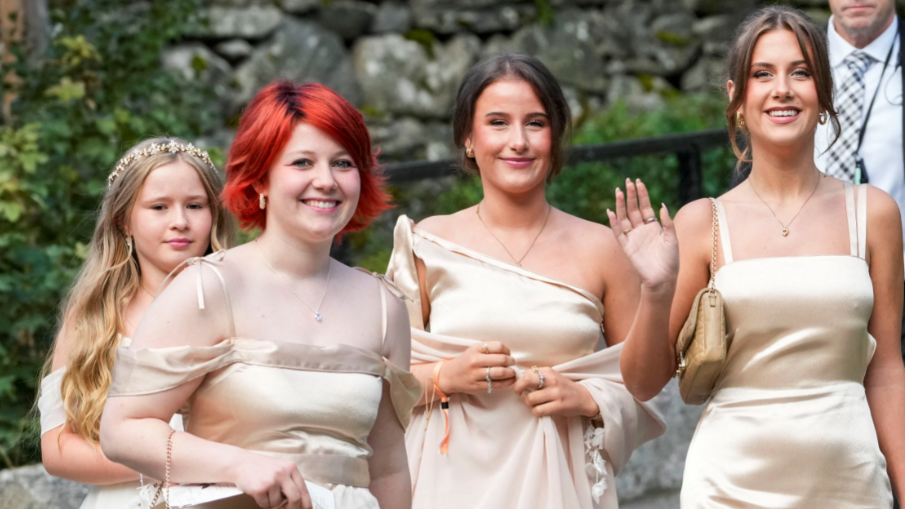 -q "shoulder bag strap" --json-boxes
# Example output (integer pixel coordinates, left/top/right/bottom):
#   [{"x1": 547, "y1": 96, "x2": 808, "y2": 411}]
[{"x1": 708, "y1": 198, "x2": 719, "y2": 291}]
